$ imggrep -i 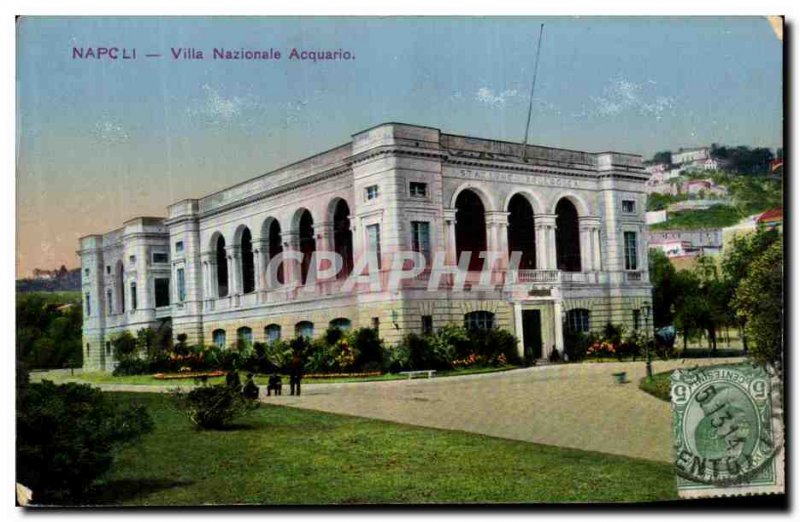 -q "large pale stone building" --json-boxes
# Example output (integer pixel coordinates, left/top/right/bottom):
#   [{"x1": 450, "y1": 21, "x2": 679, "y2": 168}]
[{"x1": 78, "y1": 122, "x2": 653, "y2": 370}]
